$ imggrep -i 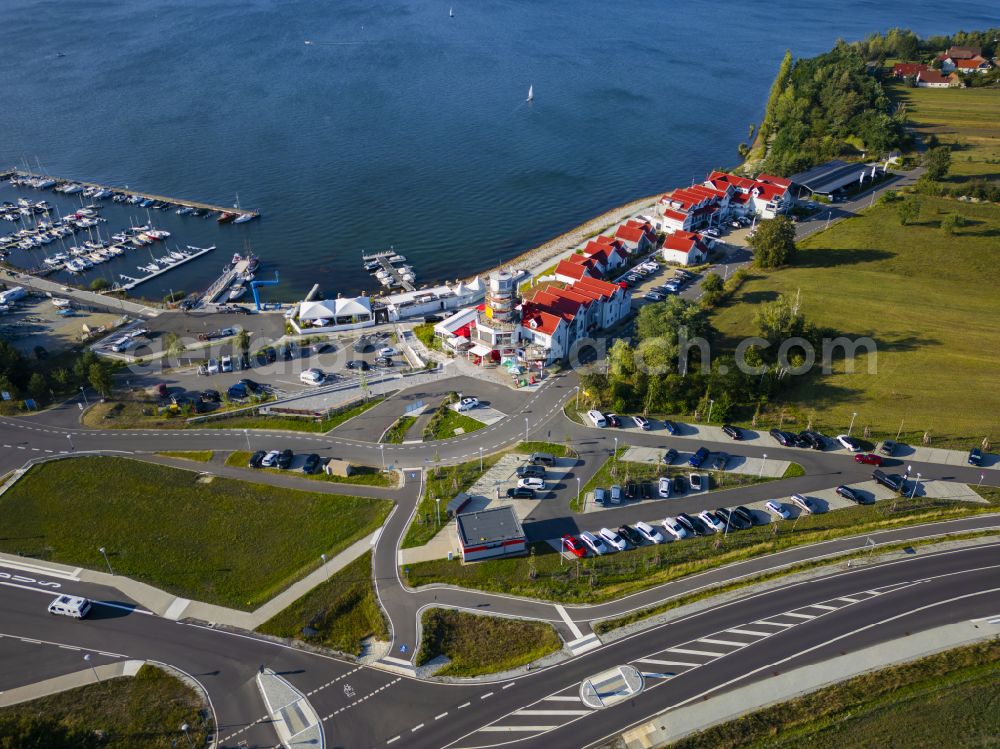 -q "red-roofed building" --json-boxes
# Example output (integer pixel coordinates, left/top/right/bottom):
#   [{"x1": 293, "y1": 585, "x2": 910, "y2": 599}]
[
  {"x1": 554, "y1": 258, "x2": 594, "y2": 285},
  {"x1": 955, "y1": 56, "x2": 992, "y2": 74},
  {"x1": 661, "y1": 231, "x2": 709, "y2": 266},
  {"x1": 581, "y1": 239, "x2": 626, "y2": 270},
  {"x1": 614, "y1": 220, "x2": 656, "y2": 254},
  {"x1": 892, "y1": 62, "x2": 928, "y2": 78},
  {"x1": 917, "y1": 69, "x2": 961, "y2": 88}
]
